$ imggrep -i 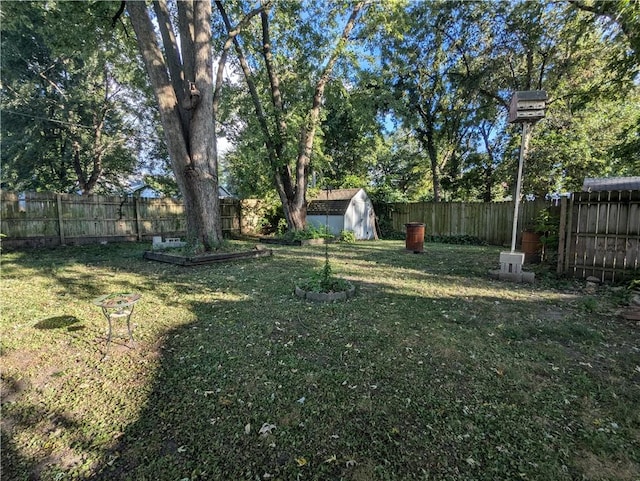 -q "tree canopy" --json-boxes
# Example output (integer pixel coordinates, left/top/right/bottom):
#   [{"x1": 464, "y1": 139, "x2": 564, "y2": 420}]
[
  {"x1": 2, "y1": 0, "x2": 638, "y2": 225},
  {"x1": 1, "y1": 1, "x2": 152, "y2": 195}
]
